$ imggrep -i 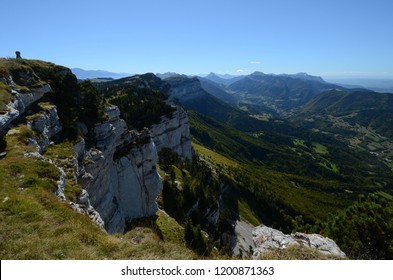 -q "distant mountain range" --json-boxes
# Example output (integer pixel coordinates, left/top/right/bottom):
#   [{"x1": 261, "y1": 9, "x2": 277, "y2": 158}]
[
  {"x1": 325, "y1": 78, "x2": 393, "y2": 93},
  {"x1": 203, "y1": 72, "x2": 244, "y2": 86},
  {"x1": 71, "y1": 68, "x2": 133, "y2": 79},
  {"x1": 72, "y1": 68, "x2": 393, "y2": 93}
]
